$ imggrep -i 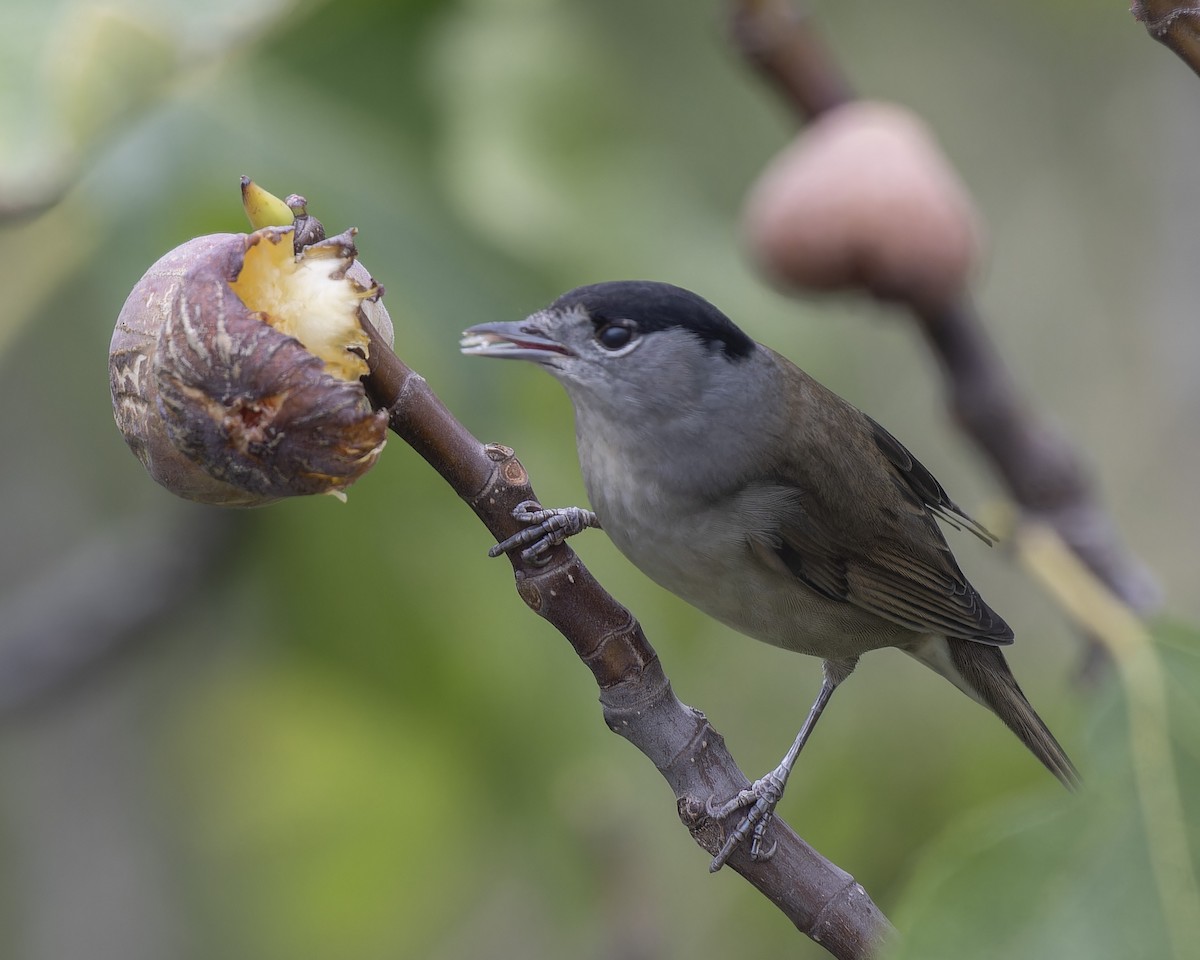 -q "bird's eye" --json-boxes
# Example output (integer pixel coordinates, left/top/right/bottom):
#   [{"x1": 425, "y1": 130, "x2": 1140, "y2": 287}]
[{"x1": 596, "y1": 322, "x2": 635, "y2": 350}]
